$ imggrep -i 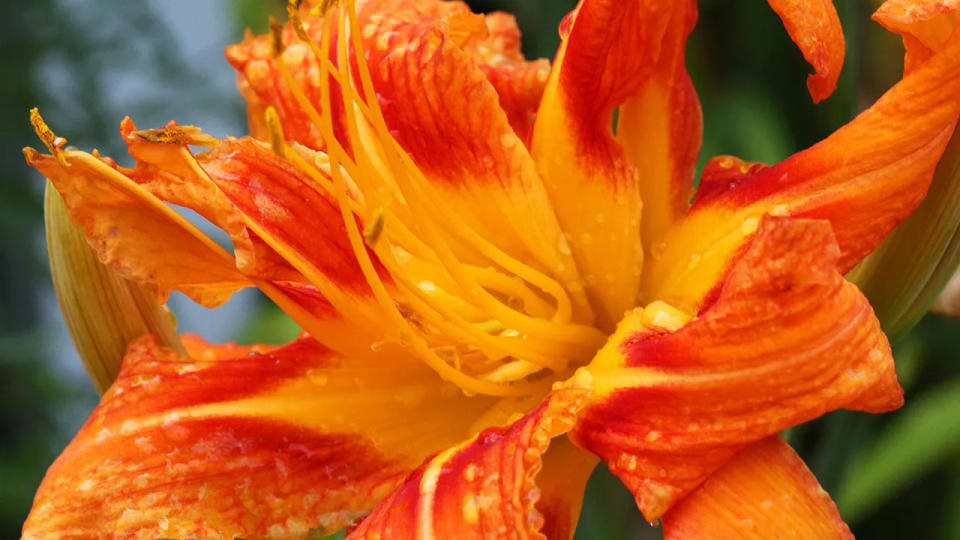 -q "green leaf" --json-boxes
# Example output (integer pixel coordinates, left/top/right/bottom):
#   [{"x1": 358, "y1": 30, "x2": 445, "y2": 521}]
[{"x1": 836, "y1": 379, "x2": 960, "y2": 523}]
